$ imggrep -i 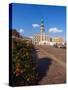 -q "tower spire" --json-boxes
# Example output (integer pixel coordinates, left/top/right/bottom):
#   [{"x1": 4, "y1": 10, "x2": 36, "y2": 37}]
[
  {"x1": 40, "y1": 17, "x2": 45, "y2": 32},
  {"x1": 40, "y1": 18, "x2": 45, "y2": 42}
]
